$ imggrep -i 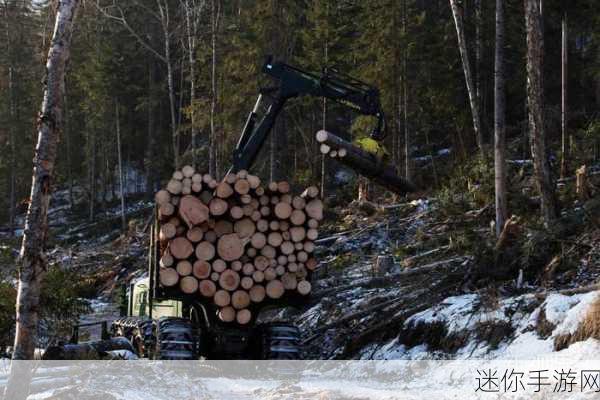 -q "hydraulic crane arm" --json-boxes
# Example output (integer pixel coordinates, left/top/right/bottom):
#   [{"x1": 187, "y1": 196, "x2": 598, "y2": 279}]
[{"x1": 231, "y1": 57, "x2": 386, "y2": 173}]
